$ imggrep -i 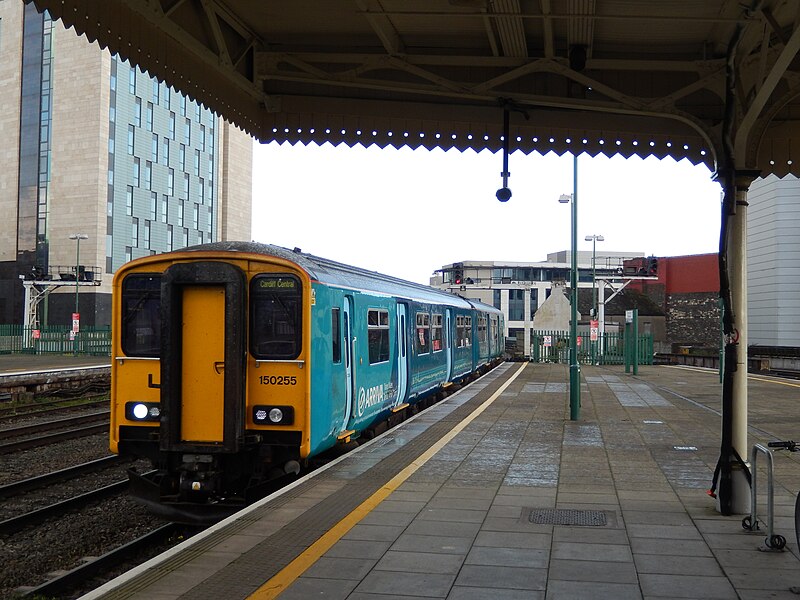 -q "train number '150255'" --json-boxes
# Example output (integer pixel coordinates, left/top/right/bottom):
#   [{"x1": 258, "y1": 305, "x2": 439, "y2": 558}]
[{"x1": 258, "y1": 375, "x2": 297, "y2": 386}]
